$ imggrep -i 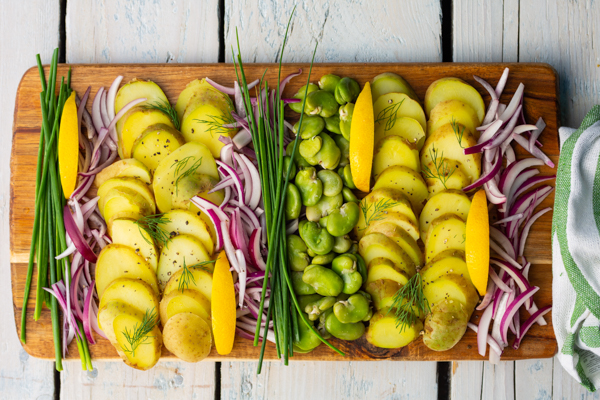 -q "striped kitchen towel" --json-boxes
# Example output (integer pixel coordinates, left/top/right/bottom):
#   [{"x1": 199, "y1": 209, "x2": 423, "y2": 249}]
[{"x1": 553, "y1": 106, "x2": 600, "y2": 392}]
